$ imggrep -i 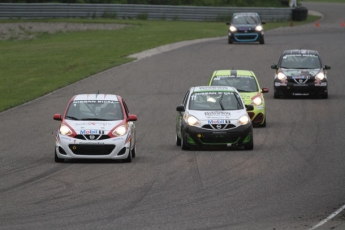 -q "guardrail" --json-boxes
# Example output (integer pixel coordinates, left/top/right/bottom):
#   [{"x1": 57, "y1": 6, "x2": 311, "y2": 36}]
[{"x1": 0, "y1": 3, "x2": 293, "y2": 22}]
